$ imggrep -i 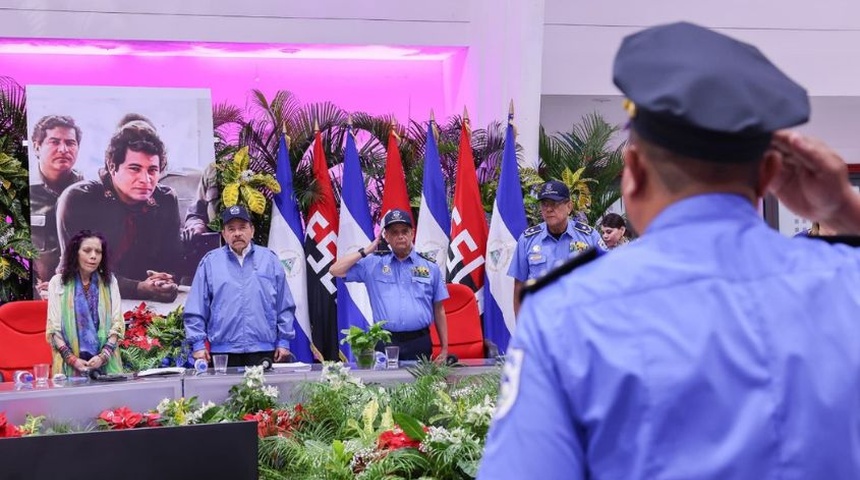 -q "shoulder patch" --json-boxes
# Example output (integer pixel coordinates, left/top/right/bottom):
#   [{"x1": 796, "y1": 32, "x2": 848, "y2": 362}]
[
  {"x1": 416, "y1": 251, "x2": 435, "y2": 262},
  {"x1": 572, "y1": 221, "x2": 593, "y2": 234},
  {"x1": 523, "y1": 225, "x2": 542, "y2": 237},
  {"x1": 520, "y1": 247, "x2": 601, "y2": 301}
]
